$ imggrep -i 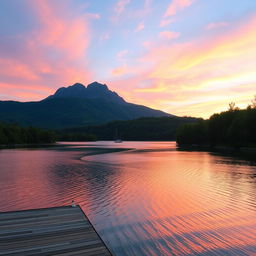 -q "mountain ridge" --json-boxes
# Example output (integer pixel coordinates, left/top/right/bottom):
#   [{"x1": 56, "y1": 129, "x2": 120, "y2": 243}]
[
  {"x1": 0, "y1": 82, "x2": 171, "y2": 129},
  {"x1": 44, "y1": 81, "x2": 126, "y2": 103}
]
